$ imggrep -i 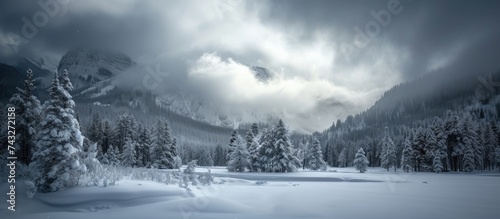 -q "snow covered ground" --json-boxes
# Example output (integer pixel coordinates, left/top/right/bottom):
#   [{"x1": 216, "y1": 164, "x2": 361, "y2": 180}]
[{"x1": 1, "y1": 167, "x2": 500, "y2": 219}]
